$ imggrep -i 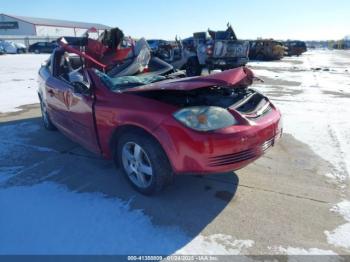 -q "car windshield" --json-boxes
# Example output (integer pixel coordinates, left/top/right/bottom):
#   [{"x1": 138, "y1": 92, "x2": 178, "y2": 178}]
[{"x1": 95, "y1": 70, "x2": 166, "y2": 91}]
